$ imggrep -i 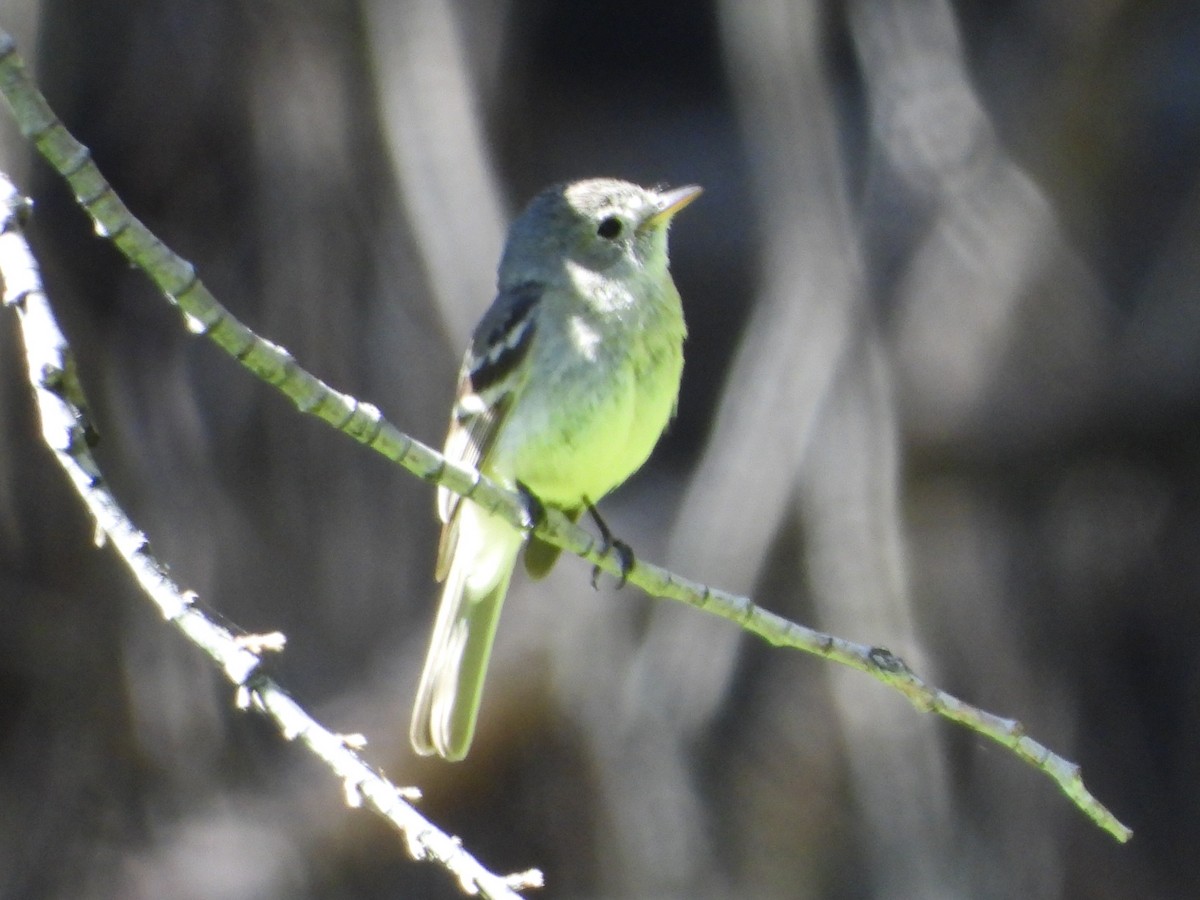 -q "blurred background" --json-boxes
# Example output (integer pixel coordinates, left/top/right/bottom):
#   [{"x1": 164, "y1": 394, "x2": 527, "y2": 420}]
[{"x1": 1, "y1": 1, "x2": 1197, "y2": 897}]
